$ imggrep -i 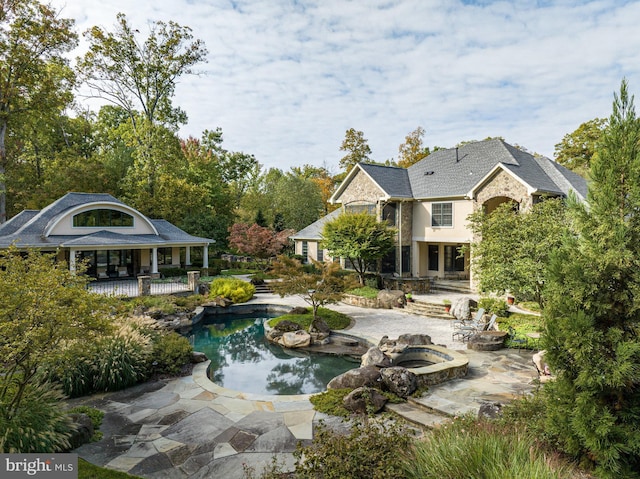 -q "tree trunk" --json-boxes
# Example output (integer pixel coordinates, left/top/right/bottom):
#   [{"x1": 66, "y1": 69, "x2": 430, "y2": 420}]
[{"x1": 0, "y1": 118, "x2": 7, "y2": 223}]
